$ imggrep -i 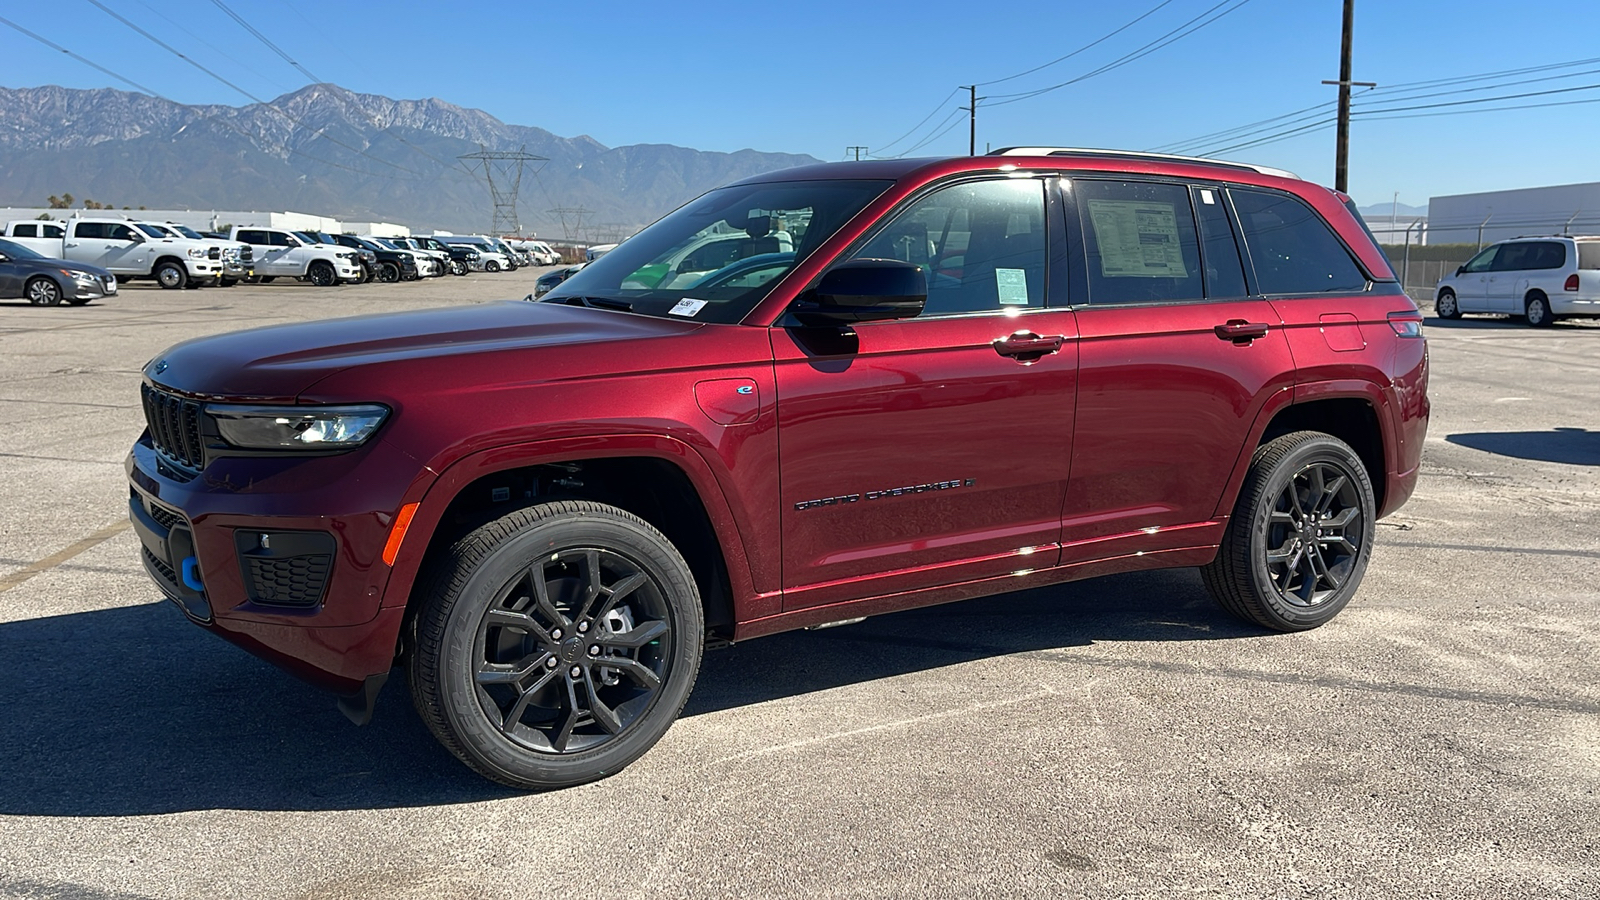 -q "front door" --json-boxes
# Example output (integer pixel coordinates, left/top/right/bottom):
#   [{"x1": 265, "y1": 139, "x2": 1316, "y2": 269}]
[
  {"x1": 1454, "y1": 244, "x2": 1499, "y2": 312},
  {"x1": 774, "y1": 176, "x2": 1078, "y2": 609}
]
